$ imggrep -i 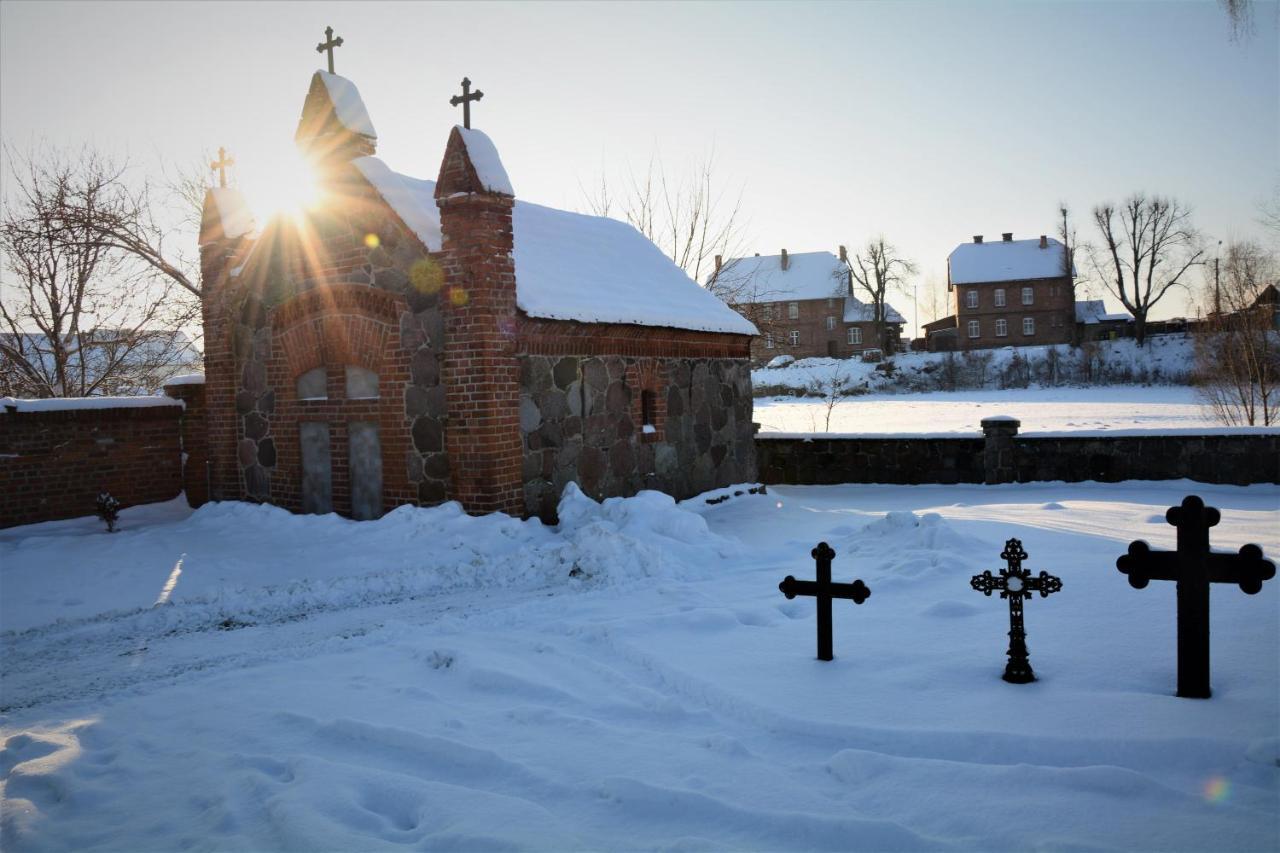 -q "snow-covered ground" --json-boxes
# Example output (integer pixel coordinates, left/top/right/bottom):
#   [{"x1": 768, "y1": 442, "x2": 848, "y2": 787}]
[
  {"x1": 755, "y1": 385, "x2": 1220, "y2": 435},
  {"x1": 2, "y1": 482, "x2": 1277, "y2": 851}
]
